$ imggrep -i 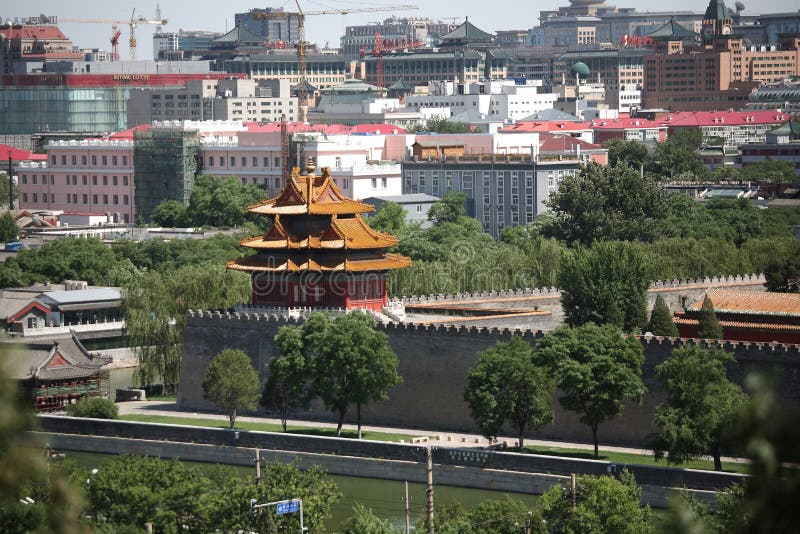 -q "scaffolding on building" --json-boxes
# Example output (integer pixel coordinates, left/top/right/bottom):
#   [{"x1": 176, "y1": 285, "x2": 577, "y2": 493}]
[
  {"x1": 133, "y1": 126, "x2": 200, "y2": 221},
  {"x1": 31, "y1": 372, "x2": 110, "y2": 413}
]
